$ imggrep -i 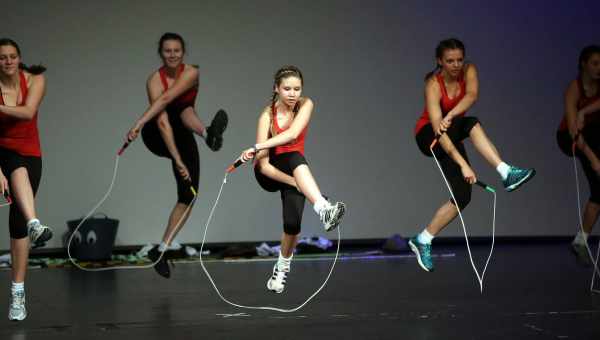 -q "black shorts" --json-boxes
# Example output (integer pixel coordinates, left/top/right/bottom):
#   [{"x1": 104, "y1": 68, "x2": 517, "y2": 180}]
[{"x1": 0, "y1": 147, "x2": 42, "y2": 239}]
